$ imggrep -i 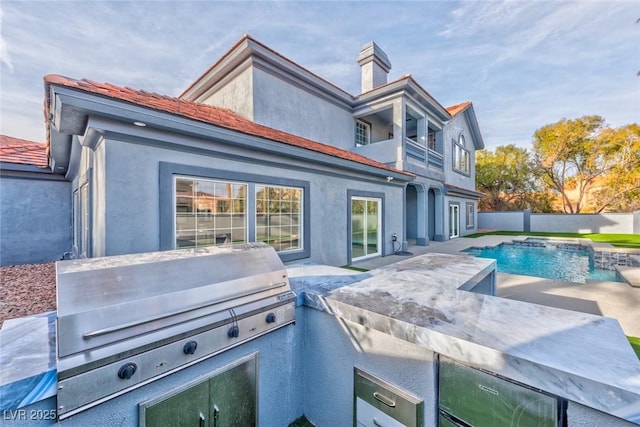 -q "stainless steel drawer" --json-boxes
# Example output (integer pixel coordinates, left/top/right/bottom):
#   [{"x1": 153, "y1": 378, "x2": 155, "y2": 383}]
[{"x1": 354, "y1": 368, "x2": 423, "y2": 427}]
